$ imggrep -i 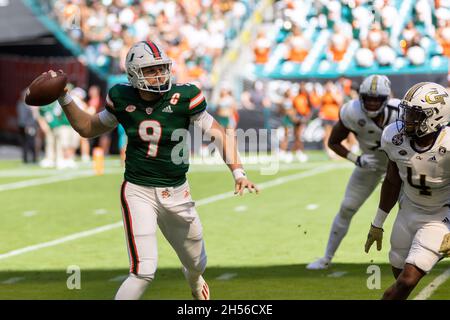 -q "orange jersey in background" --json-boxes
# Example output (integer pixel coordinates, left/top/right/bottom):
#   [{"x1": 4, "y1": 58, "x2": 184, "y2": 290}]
[
  {"x1": 254, "y1": 47, "x2": 270, "y2": 64},
  {"x1": 288, "y1": 48, "x2": 308, "y2": 62},
  {"x1": 320, "y1": 92, "x2": 340, "y2": 121},
  {"x1": 309, "y1": 91, "x2": 322, "y2": 110},
  {"x1": 293, "y1": 93, "x2": 310, "y2": 116}
]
